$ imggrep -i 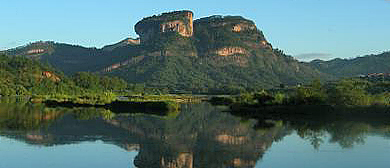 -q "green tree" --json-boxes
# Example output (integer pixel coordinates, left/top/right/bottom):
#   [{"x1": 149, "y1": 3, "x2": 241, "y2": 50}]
[{"x1": 327, "y1": 79, "x2": 370, "y2": 106}]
